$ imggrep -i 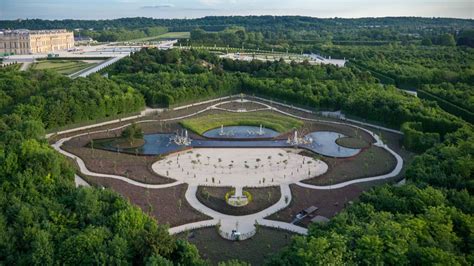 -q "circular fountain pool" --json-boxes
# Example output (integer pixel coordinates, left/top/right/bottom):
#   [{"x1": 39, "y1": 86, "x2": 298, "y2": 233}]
[
  {"x1": 202, "y1": 125, "x2": 279, "y2": 139},
  {"x1": 301, "y1": 131, "x2": 361, "y2": 158}
]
